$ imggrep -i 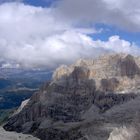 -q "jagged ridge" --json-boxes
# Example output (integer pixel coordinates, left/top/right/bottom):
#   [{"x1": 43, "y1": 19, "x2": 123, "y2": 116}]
[{"x1": 4, "y1": 54, "x2": 140, "y2": 140}]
